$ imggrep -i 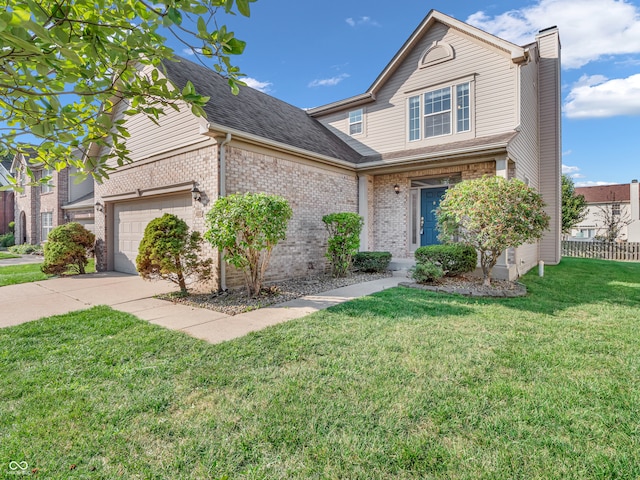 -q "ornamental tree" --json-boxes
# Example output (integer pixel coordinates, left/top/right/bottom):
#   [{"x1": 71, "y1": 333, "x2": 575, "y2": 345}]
[
  {"x1": 561, "y1": 175, "x2": 588, "y2": 234},
  {"x1": 437, "y1": 176, "x2": 550, "y2": 286},
  {"x1": 42, "y1": 222, "x2": 95, "y2": 275},
  {"x1": 322, "y1": 212, "x2": 364, "y2": 277},
  {"x1": 136, "y1": 213, "x2": 212, "y2": 295},
  {"x1": 0, "y1": 0, "x2": 253, "y2": 188},
  {"x1": 205, "y1": 193, "x2": 293, "y2": 297}
]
